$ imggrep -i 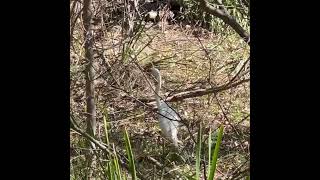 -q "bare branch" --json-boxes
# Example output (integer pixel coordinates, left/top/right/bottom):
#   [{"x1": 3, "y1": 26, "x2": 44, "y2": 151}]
[
  {"x1": 145, "y1": 78, "x2": 249, "y2": 105},
  {"x1": 198, "y1": 0, "x2": 250, "y2": 44}
]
